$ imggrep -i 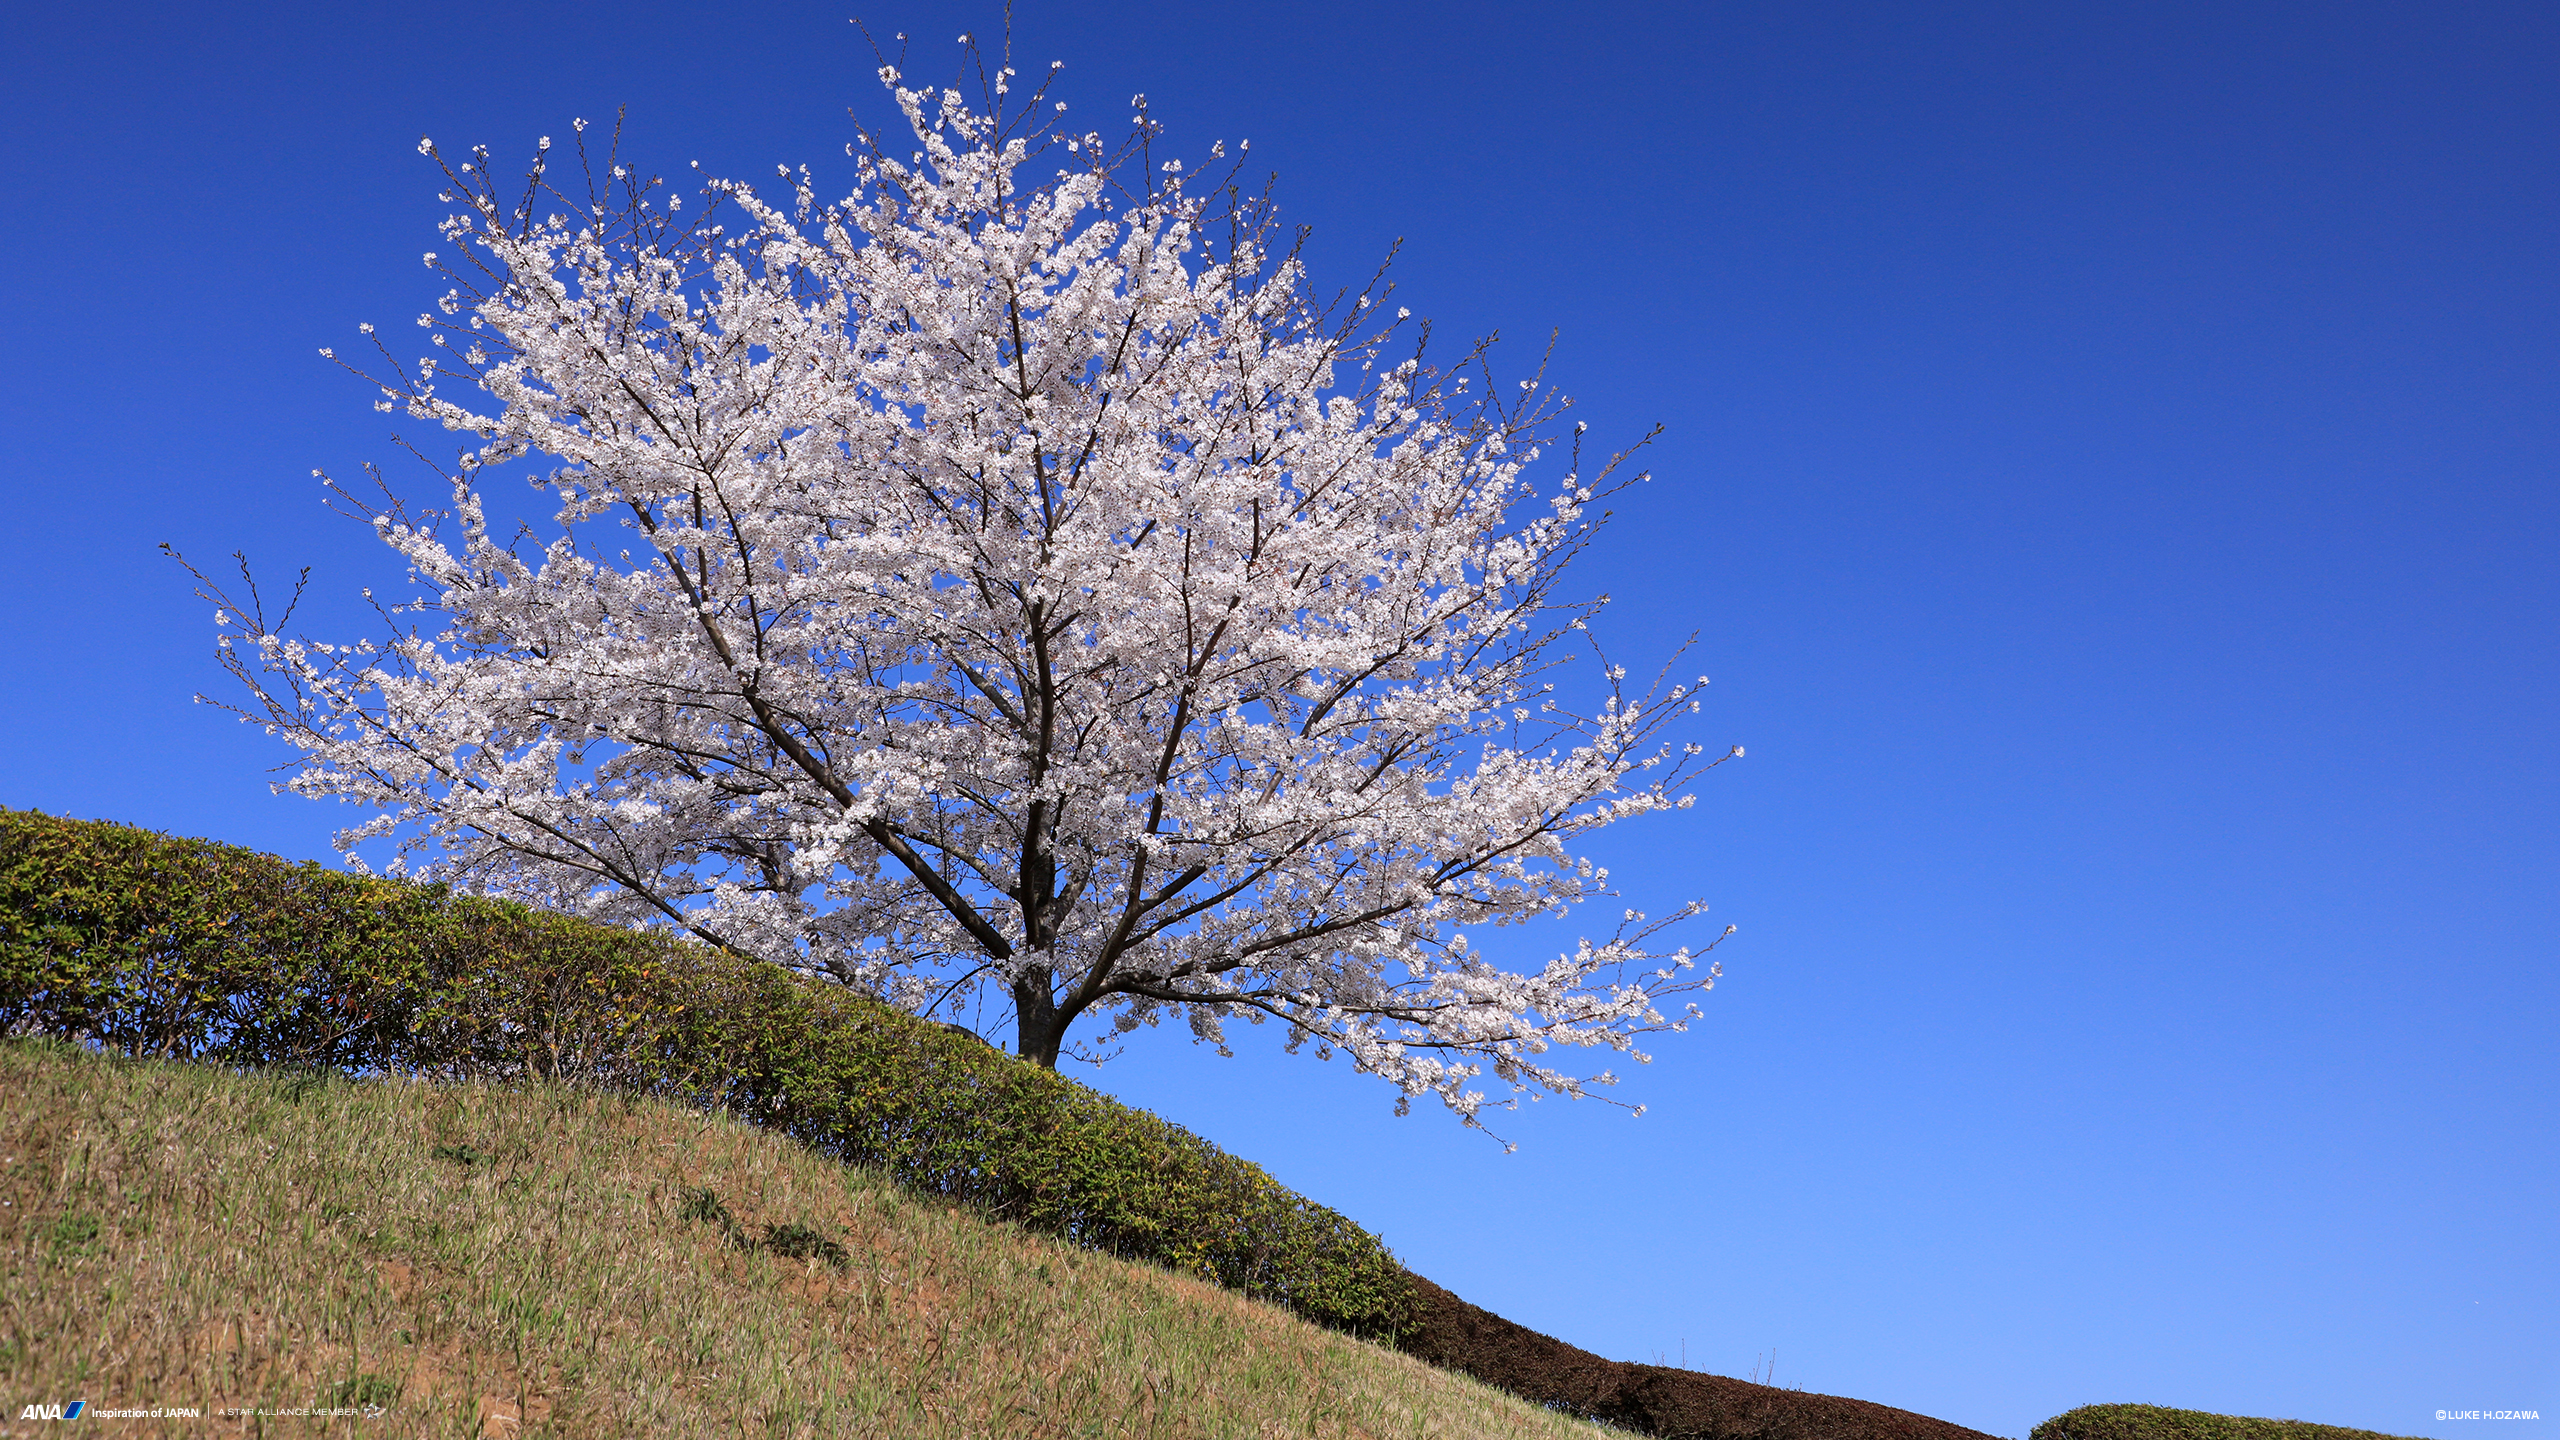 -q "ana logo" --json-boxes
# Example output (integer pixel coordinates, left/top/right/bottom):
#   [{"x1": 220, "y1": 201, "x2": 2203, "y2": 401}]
[{"x1": 18, "y1": 1401, "x2": 86, "y2": 1420}]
